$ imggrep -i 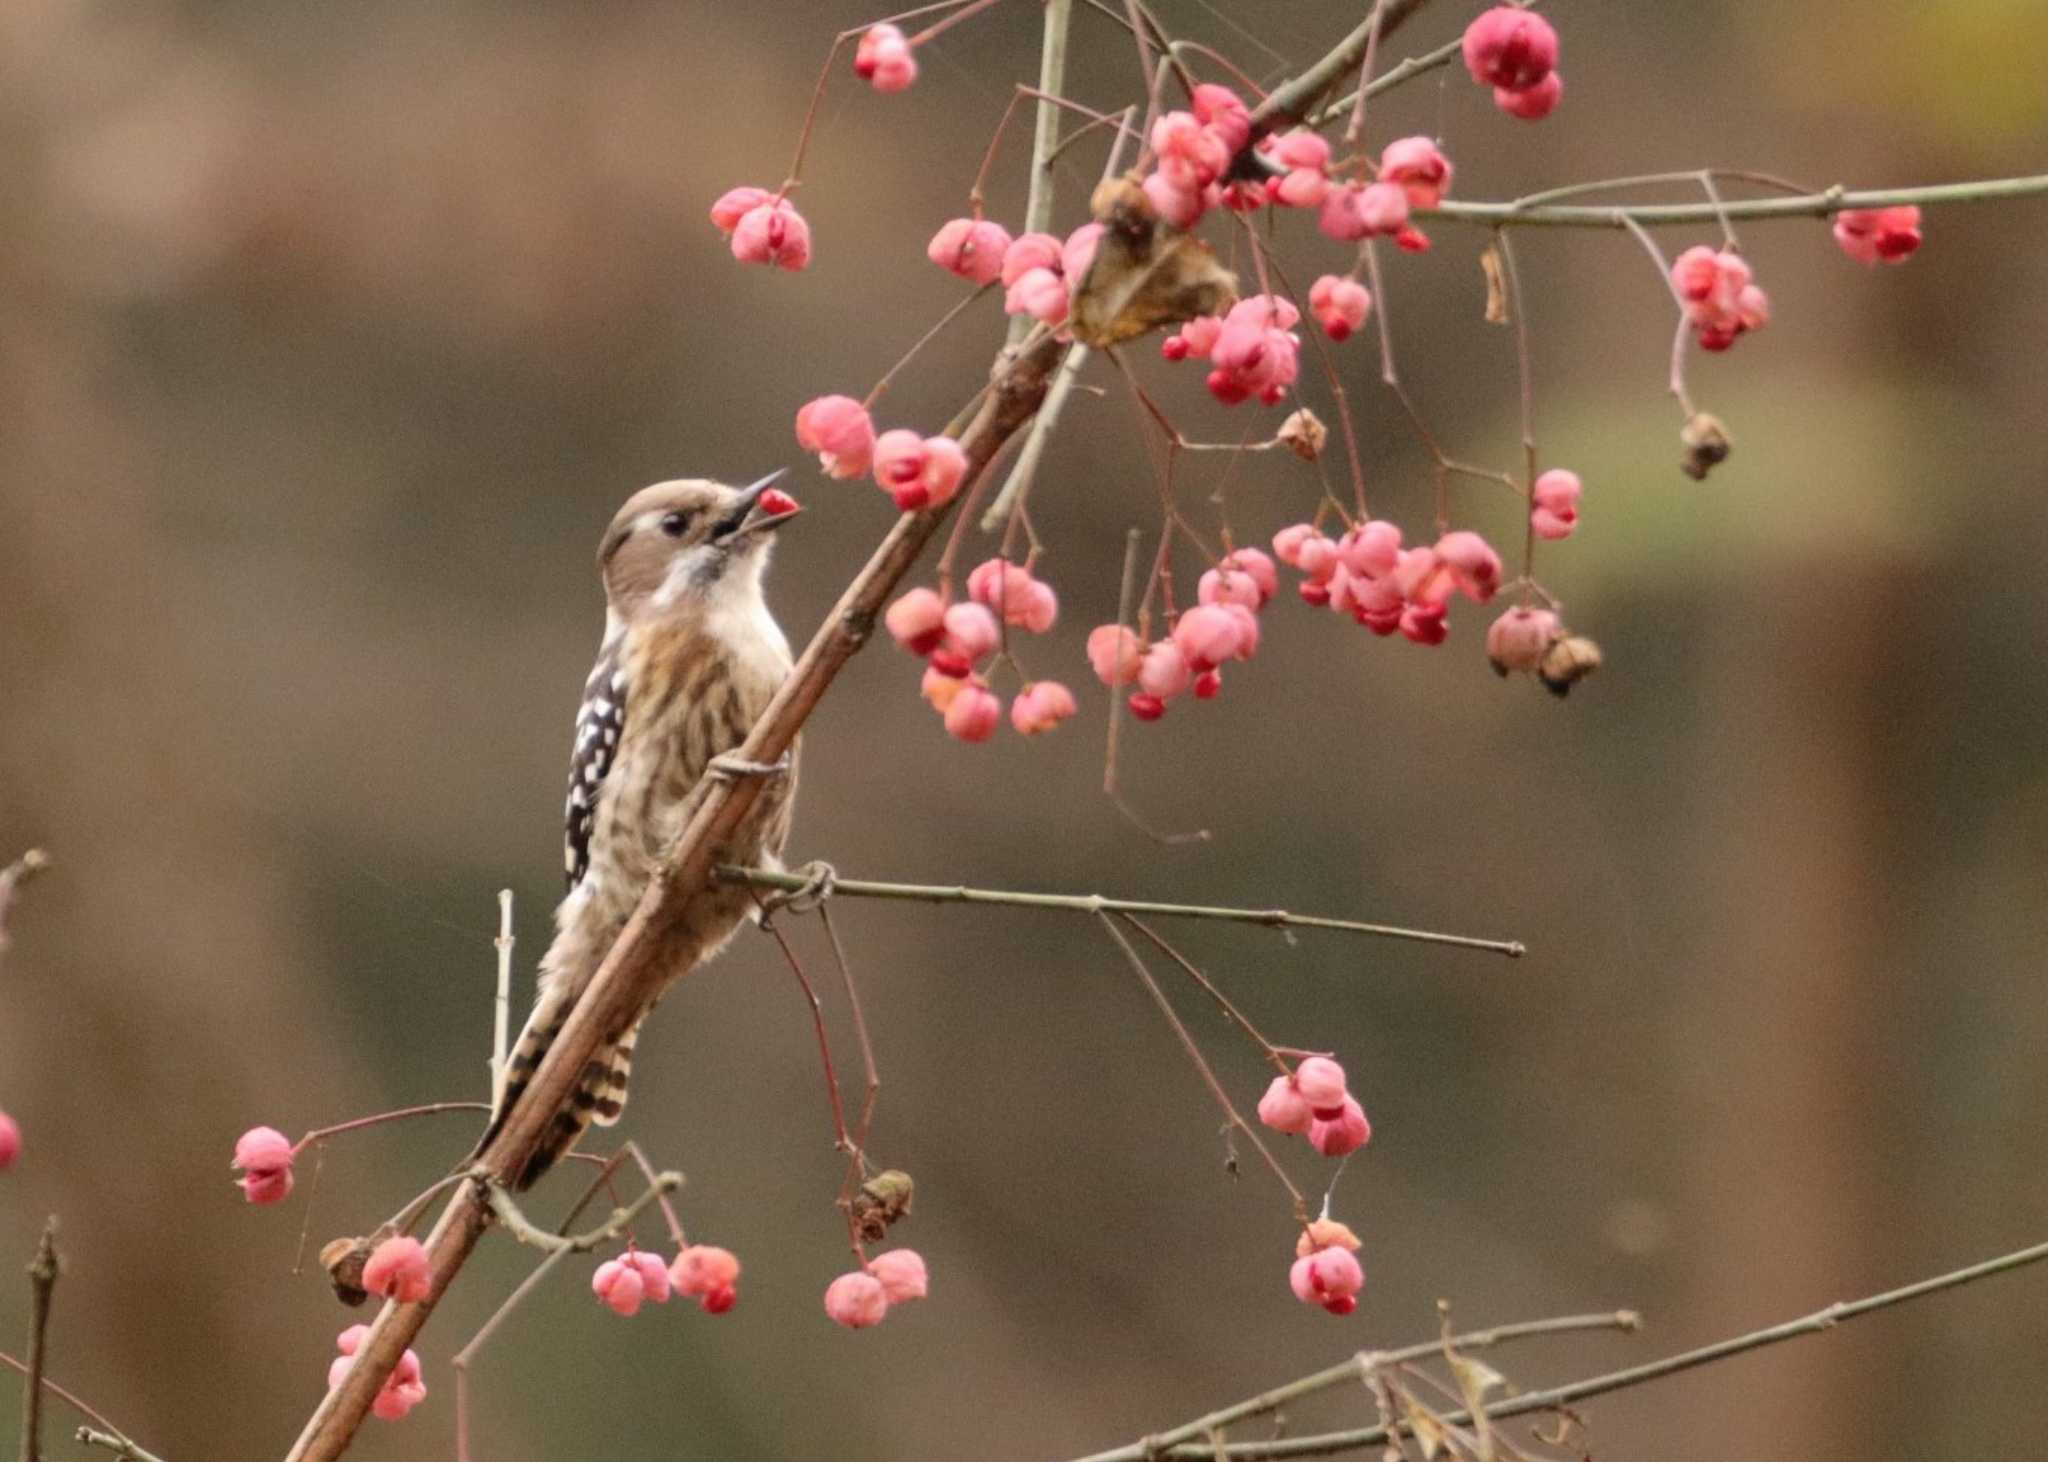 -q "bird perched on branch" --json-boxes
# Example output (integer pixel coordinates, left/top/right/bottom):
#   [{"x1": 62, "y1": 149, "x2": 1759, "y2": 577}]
[{"x1": 485, "y1": 472, "x2": 802, "y2": 1188}]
